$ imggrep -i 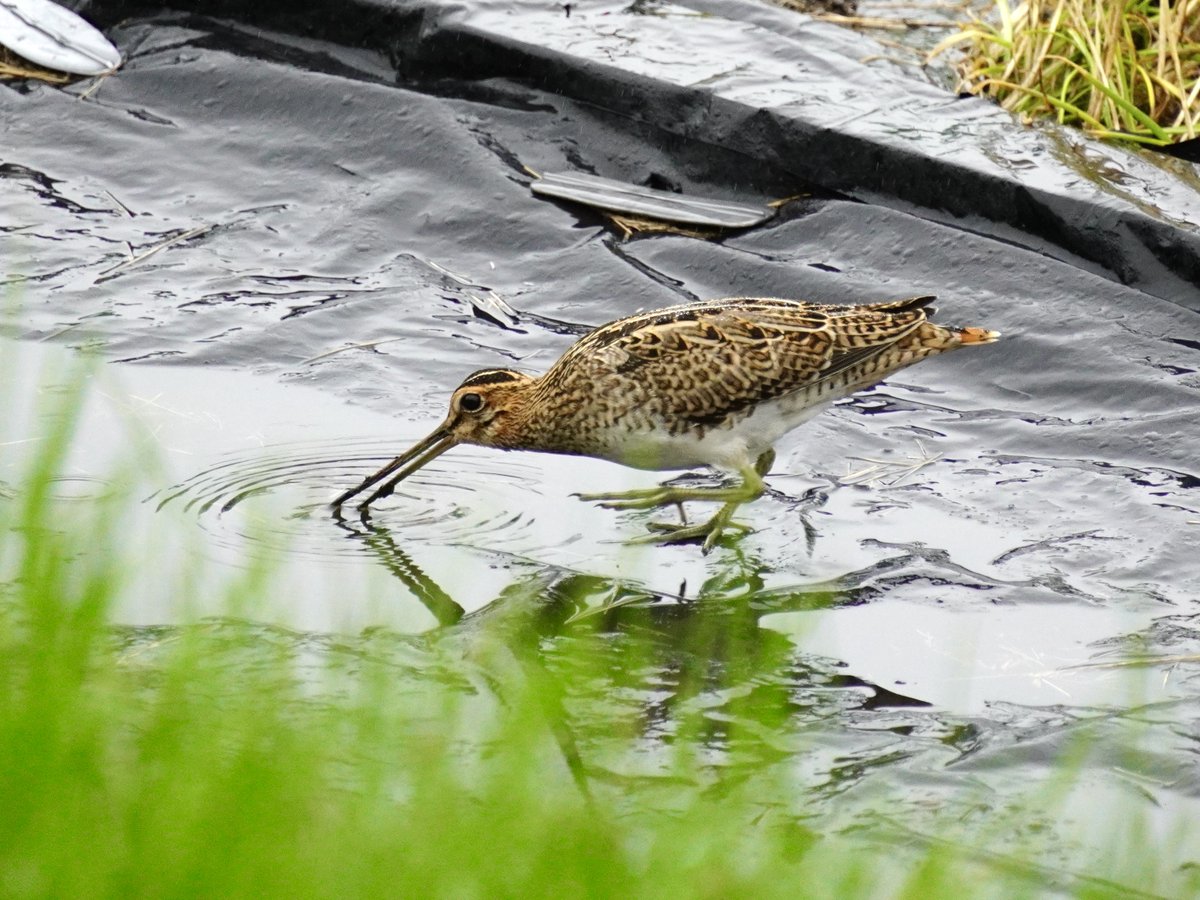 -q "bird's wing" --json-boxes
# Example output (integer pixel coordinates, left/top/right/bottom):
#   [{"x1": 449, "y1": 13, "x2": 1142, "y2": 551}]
[{"x1": 545, "y1": 297, "x2": 934, "y2": 428}]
